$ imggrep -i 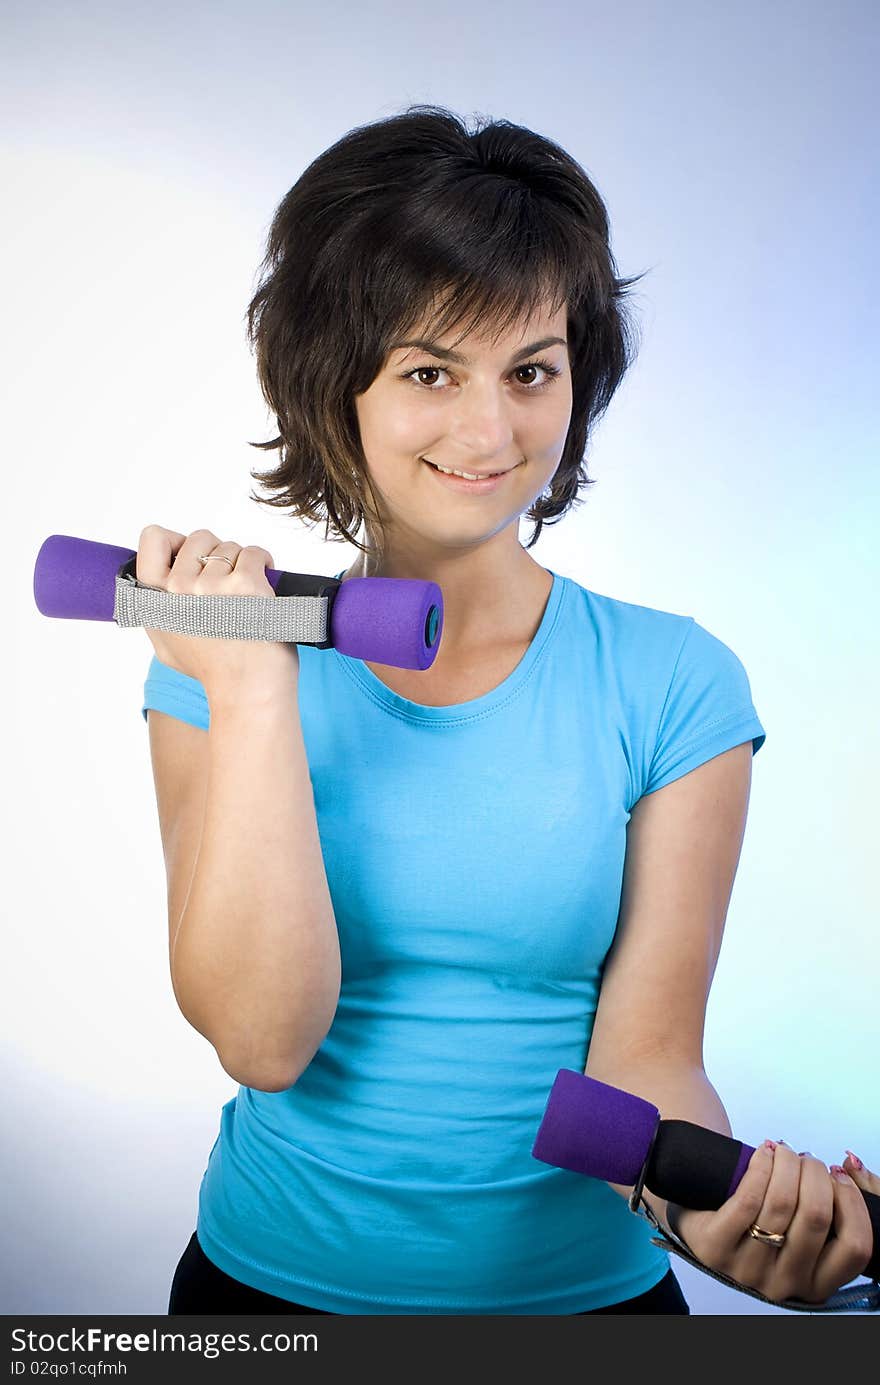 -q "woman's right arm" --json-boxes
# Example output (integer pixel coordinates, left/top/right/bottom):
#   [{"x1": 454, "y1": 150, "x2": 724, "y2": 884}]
[
  {"x1": 156, "y1": 680, "x2": 342, "y2": 1092},
  {"x1": 140, "y1": 525, "x2": 341, "y2": 1092}
]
